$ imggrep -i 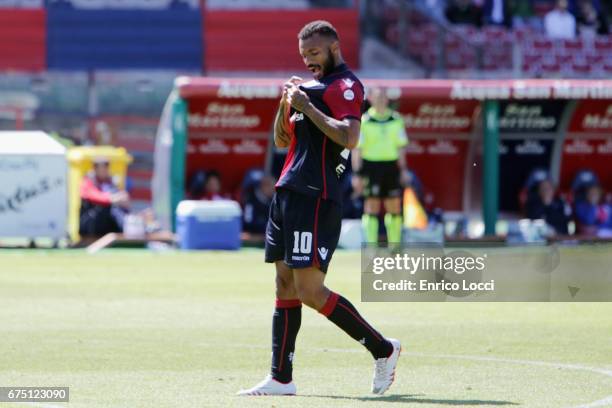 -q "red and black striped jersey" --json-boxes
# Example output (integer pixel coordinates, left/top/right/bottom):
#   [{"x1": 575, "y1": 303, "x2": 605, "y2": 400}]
[{"x1": 276, "y1": 63, "x2": 364, "y2": 204}]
